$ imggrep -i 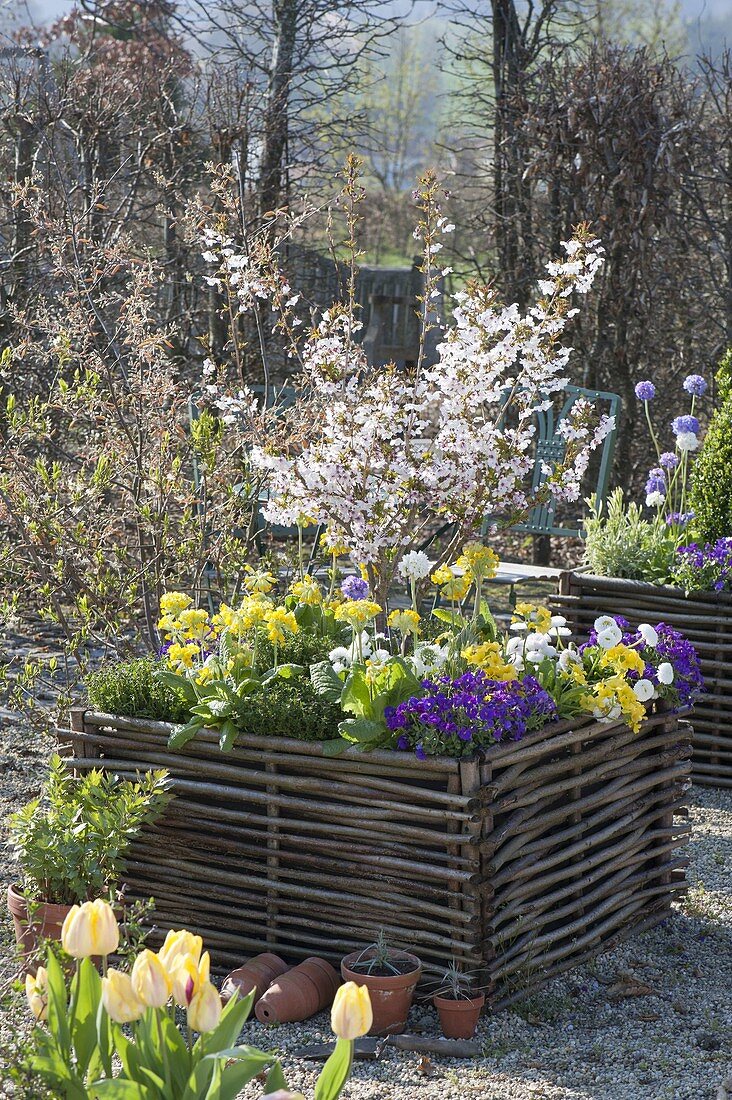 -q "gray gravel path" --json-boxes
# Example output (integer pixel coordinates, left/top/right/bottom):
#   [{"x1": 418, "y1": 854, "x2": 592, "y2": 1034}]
[{"x1": 1, "y1": 710, "x2": 730, "y2": 1099}]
